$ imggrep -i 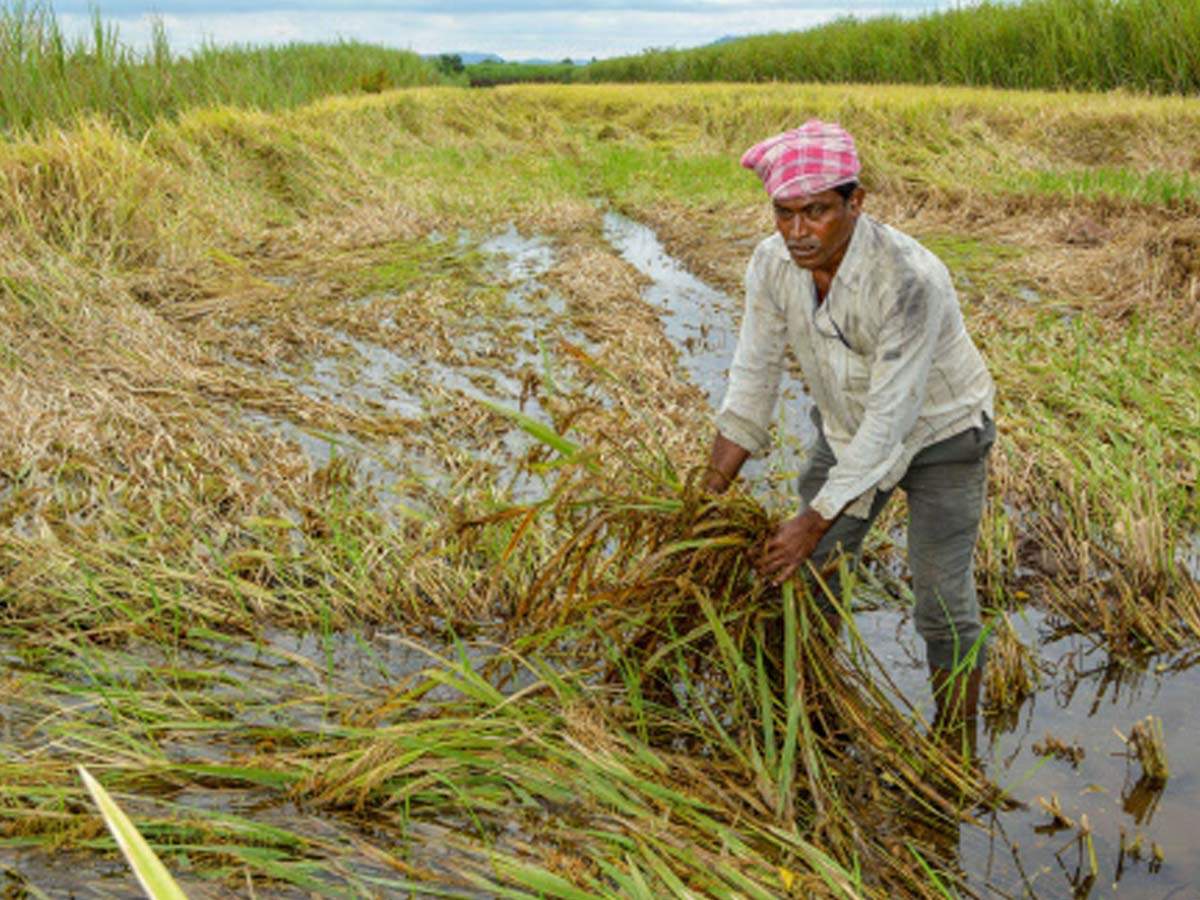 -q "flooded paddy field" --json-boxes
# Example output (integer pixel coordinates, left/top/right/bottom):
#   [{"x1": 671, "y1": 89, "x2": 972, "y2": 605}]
[
  {"x1": 6, "y1": 211, "x2": 1199, "y2": 898},
  {"x1": 4, "y1": 613, "x2": 1200, "y2": 898},
  {"x1": 2, "y1": 84, "x2": 1199, "y2": 896},
  {"x1": 862, "y1": 609, "x2": 1200, "y2": 898}
]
